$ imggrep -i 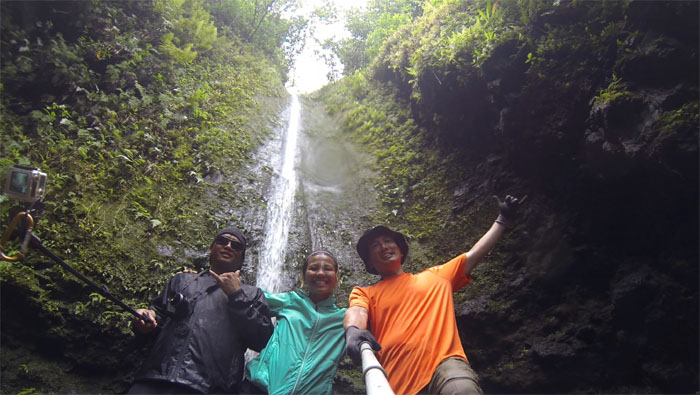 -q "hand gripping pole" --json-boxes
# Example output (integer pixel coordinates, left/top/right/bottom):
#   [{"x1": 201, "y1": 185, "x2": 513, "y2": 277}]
[
  {"x1": 361, "y1": 341, "x2": 394, "y2": 395},
  {"x1": 0, "y1": 211, "x2": 34, "y2": 262}
]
